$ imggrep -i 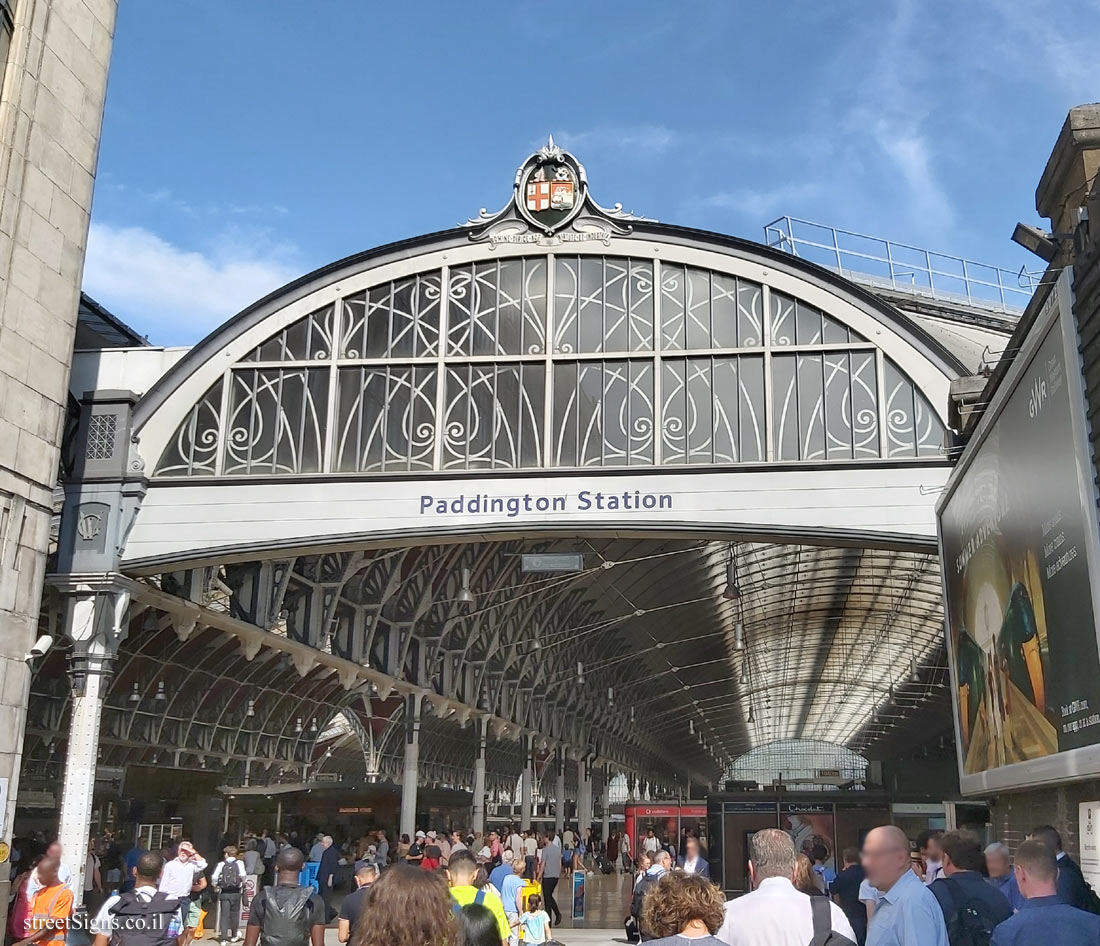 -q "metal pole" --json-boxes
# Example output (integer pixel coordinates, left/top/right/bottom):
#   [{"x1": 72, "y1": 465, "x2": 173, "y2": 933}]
[
  {"x1": 472, "y1": 718, "x2": 487, "y2": 836},
  {"x1": 600, "y1": 768, "x2": 610, "y2": 844},
  {"x1": 57, "y1": 596, "x2": 114, "y2": 900},
  {"x1": 554, "y1": 751, "x2": 566, "y2": 838},
  {"x1": 276, "y1": 798, "x2": 283, "y2": 833},
  {"x1": 400, "y1": 694, "x2": 421, "y2": 839},
  {"x1": 520, "y1": 736, "x2": 534, "y2": 832},
  {"x1": 223, "y1": 798, "x2": 230, "y2": 835}
]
